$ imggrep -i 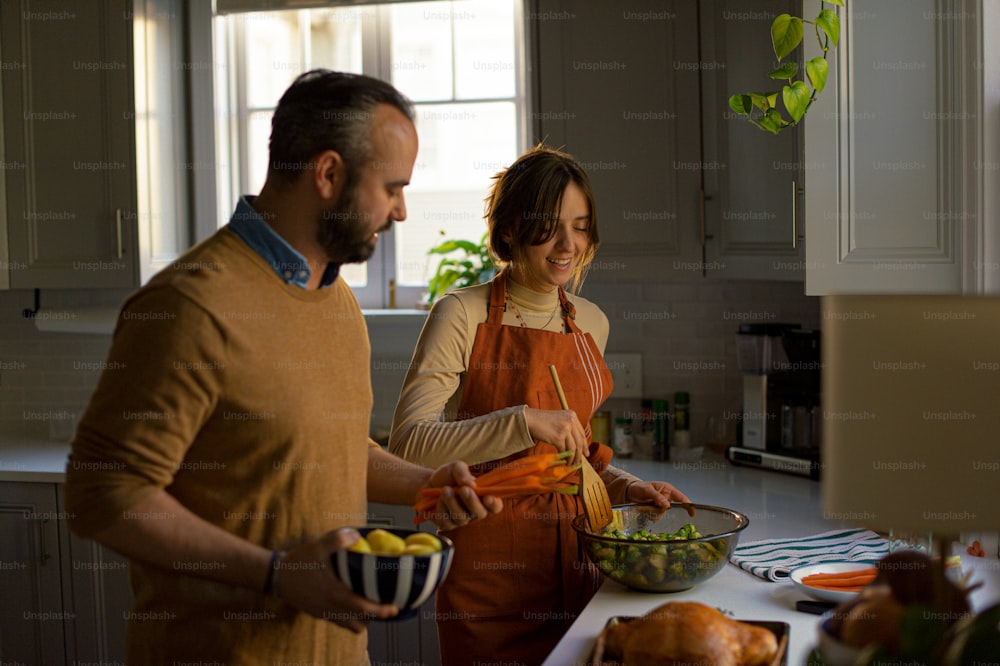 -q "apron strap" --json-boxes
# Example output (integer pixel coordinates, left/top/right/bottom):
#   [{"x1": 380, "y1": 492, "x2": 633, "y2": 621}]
[
  {"x1": 558, "y1": 287, "x2": 582, "y2": 334},
  {"x1": 486, "y1": 272, "x2": 508, "y2": 325}
]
